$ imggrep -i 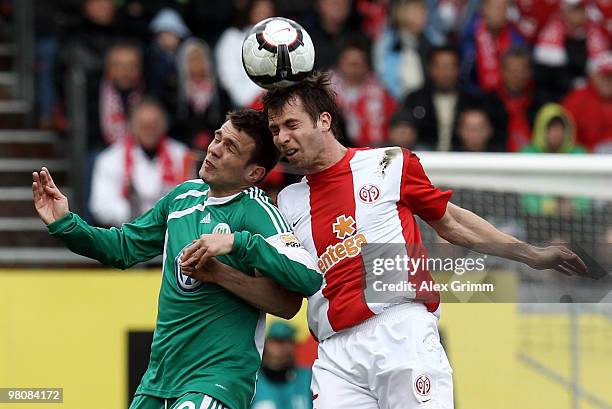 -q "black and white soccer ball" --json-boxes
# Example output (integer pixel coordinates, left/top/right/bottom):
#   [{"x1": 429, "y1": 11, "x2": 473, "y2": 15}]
[{"x1": 242, "y1": 17, "x2": 315, "y2": 89}]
